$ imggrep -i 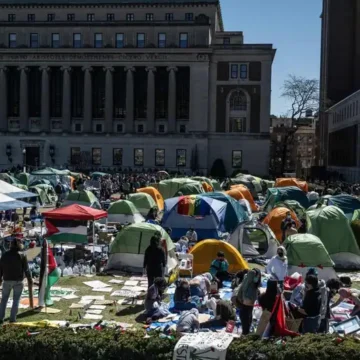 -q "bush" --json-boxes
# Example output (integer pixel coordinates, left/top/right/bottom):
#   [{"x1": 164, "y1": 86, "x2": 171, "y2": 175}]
[{"x1": 0, "y1": 328, "x2": 360, "y2": 360}]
